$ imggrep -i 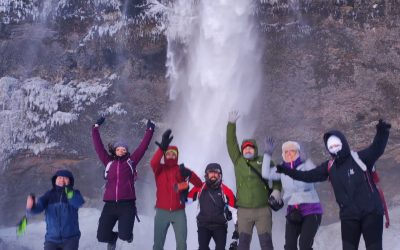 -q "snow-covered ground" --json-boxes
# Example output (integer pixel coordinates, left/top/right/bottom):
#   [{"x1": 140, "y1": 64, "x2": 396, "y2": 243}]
[{"x1": 1, "y1": 204, "x2": 399, "y2": 250}]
